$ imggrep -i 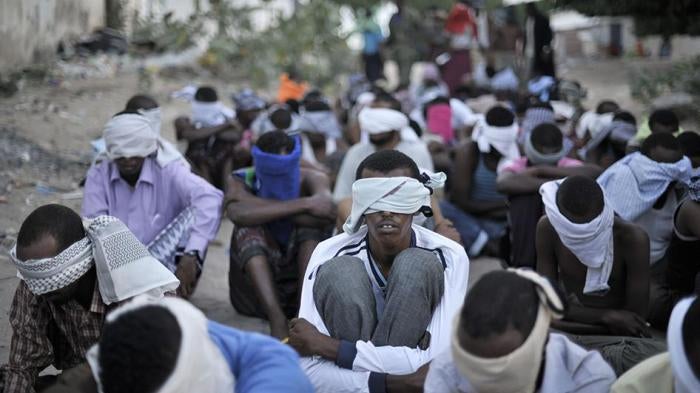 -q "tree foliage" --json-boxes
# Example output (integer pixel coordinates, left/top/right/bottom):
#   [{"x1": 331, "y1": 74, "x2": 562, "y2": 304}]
[
  {"x1": 204, "y1": 0, "x2": 355, "y2": 89},
  {"x1": 555, "y1": 0, "x2": 700, "y2": 37}
]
